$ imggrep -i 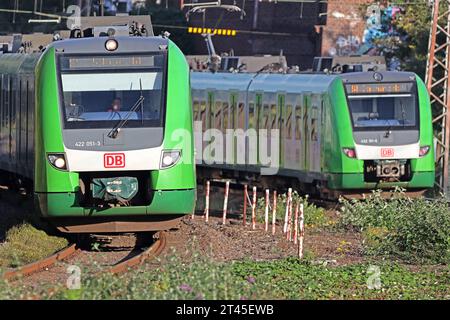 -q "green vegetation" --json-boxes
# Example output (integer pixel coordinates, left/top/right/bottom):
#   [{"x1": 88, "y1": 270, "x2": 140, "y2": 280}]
[
  {"x1": 339, "y1": 190, "x2": 450, "y2": 264},
  {"x1": 255, "y1": 191, "x2": 332, "y2": 230},
  {"x1": 0, "y1": 223, "x2": 68, "y2": 268},
  {"x1": 1, "y1": 255, "x2": 448, "y2": 300}
]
